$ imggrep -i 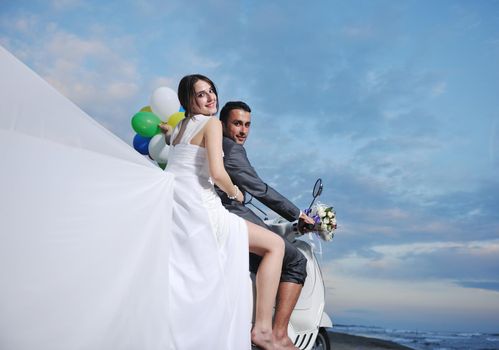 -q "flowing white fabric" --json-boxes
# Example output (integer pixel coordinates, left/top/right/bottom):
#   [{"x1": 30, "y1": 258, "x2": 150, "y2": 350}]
[
  {"x1": 0, "y1": 46, "x2": 252, "y2": 350},
  {"x1": 0, "y1": 46, "x2": 174, "y2": 349},
  {"x1": 166, "y1": 116, "x2": 251, "y2": 349}
]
